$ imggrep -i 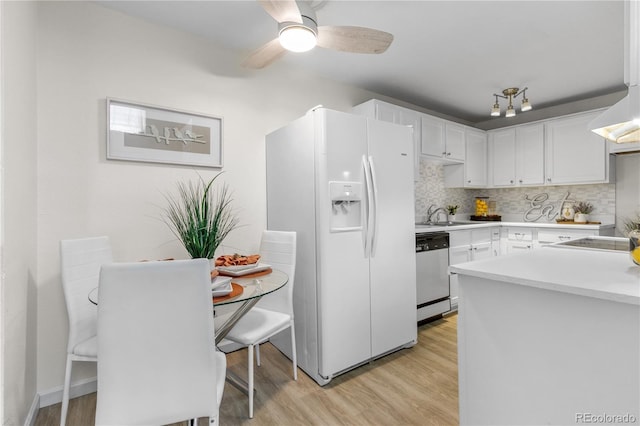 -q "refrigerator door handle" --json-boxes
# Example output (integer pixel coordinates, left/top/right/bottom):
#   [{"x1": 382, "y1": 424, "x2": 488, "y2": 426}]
[
  {"x1": 362, "y1": 155, "x2": 373, "y2": 257},
  {"x1": 368, "y1": 155, "x2": 379, "y2": 257}
]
